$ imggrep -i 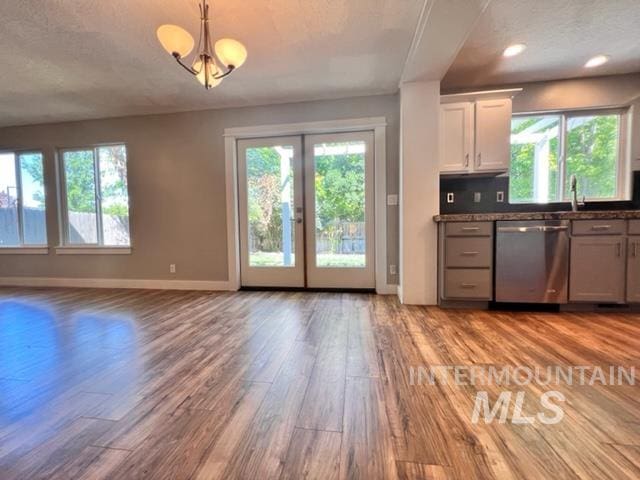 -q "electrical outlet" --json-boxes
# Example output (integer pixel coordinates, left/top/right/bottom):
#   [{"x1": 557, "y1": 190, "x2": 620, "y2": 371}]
[
  {"x1": 446, "y1": 192, "x2": 455, "y2": 203},
  {"x1": 169, "y1": 264, "x2": 176, "y2": 274},
  {"x1": 389, "y1": 264, "x2": 397, "y2": 275}
]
